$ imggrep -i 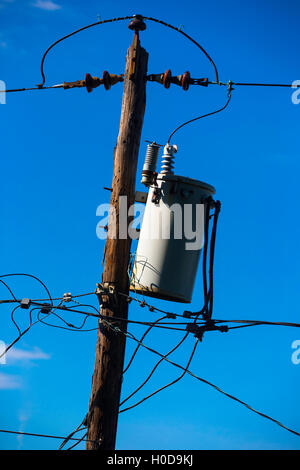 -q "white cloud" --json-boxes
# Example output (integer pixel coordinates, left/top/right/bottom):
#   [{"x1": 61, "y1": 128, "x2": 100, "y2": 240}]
[
  {"x1": 0, "y1": 372, "x2": 21, "y2": 389},
  {"x1": 32, "y1": 0, "x2": 61, "y2": 11},
  {"x1": 6, "y1": 346, "x2": 50, "y2": 363}
]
